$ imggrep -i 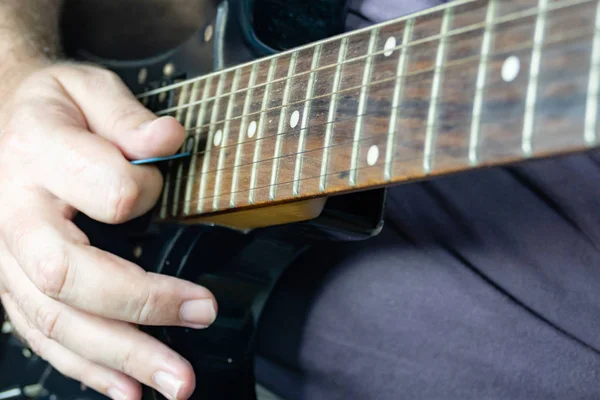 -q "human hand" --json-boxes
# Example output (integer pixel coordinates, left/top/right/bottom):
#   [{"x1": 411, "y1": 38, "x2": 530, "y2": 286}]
[{"x1": 0, "y1": 62, "x2": 217, "y2": 400}]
